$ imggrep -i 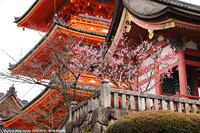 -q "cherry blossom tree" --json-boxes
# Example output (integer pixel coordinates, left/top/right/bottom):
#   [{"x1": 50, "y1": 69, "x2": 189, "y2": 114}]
[
  {"x1": 0, "y1": 27, "x2": 178, "y2": 131},
  {"x1": 95, "y1": 35, "x2": 177, "y2": 92},
  {"x1": 0, "y1": 30, "x2": 105, "y2": 111},
  {"x1": 0, "y1": 30, "x2": 177, "y2": 112},
  {"x1": 0, "y1": 30, "x2": 106, "y2": 131}
]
